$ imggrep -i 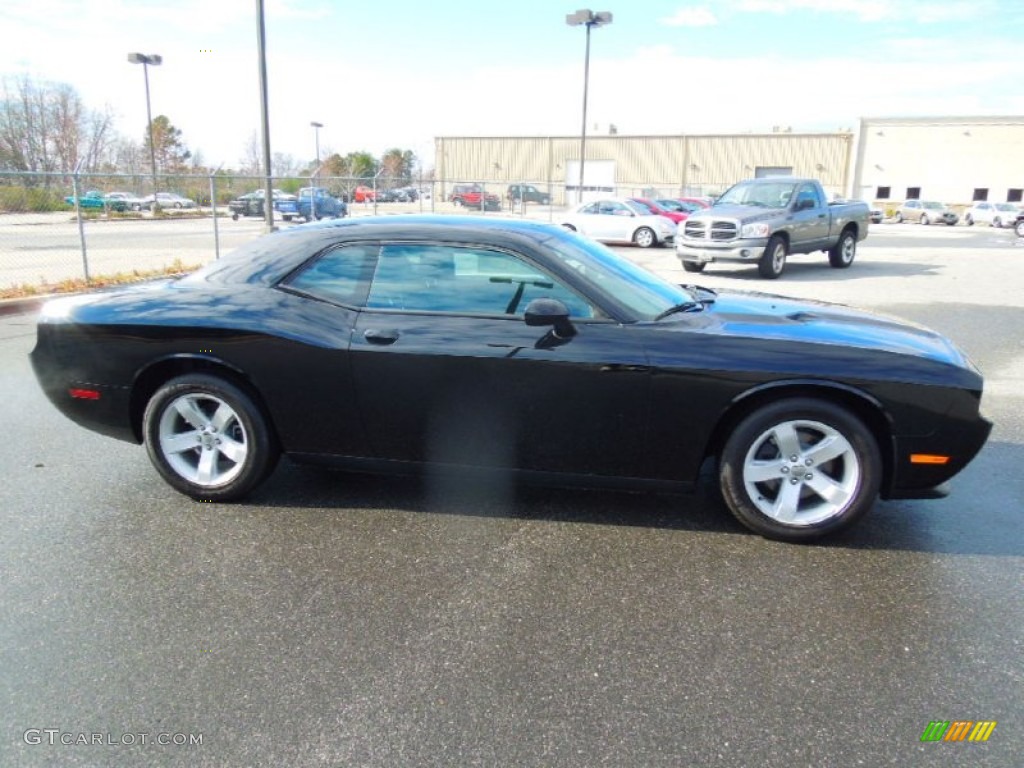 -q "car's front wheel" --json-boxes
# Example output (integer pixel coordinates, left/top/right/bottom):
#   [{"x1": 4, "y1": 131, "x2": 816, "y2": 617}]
[
  {"x1": 920, "y1": 214, "x2": 930, "y2": 225},
  {"x1": 633, "y1": 227, "x2": 657, "y2": 248},
  {"x1": 718, "y1": 398, "x2": 881, "y2": 541},
  {"x1": 758, "y1": 235, "x2": 787, "y2": 279},
  {"x1": 894, "y1": 211, "x2": 903, "y2": 223},
  {"x1": 143, "y1": 374, "x2": 279, "y2": 501}
]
